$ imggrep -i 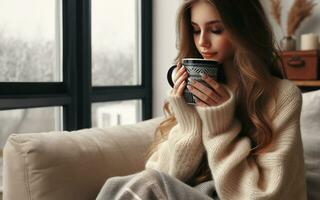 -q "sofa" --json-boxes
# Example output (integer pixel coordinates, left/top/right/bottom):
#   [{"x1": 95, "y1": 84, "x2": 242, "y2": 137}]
[
  {"x1": 2, "y1": 89, "x2": 320, "y2": 200},
  {"x1": 3, "y1": 116, "x2": 164, "y2": 200}
]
